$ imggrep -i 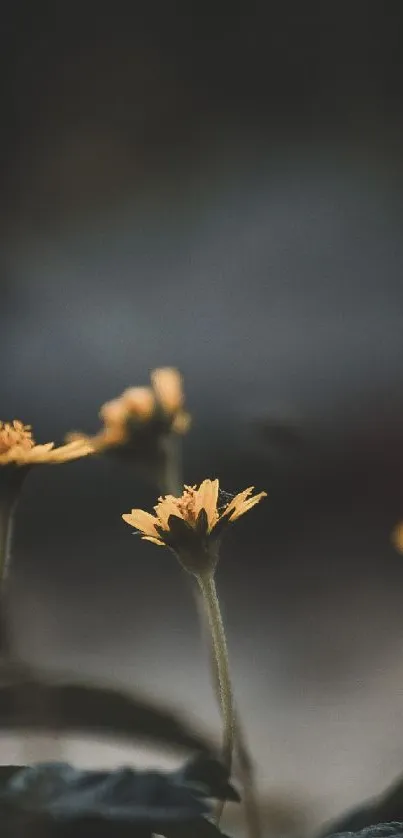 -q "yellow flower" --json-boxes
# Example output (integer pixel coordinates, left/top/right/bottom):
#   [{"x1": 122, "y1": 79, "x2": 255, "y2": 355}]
[
  {"x1": 392, "y1": 521, "x2": 403, "y2": 553},
  {"x1": 151, "y1": 368, "x2": 190, "y2": 433},
  {"x1": 68, "y1": 367, "x2": 190, "y2": 454},
  {"x1": 0, "y1": 420, "x2": 92, "y2": 466},
  {"x1": 122, "y1": 479, "x2": 266, "y2": 574}
]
